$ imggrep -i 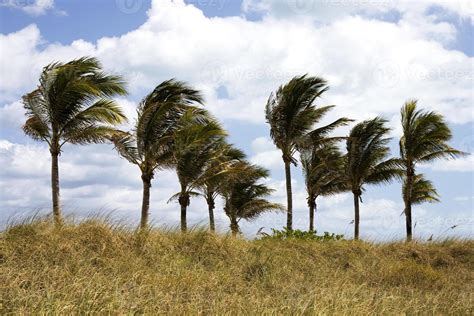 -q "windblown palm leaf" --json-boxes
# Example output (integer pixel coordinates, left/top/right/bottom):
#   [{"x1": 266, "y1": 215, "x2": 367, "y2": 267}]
[
  {"x1": 403, "y1": 174, "x2": 440, "y2": 205},
  {"x1": 22, "y1": 57, "x2": 127, "y2": 225}
]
